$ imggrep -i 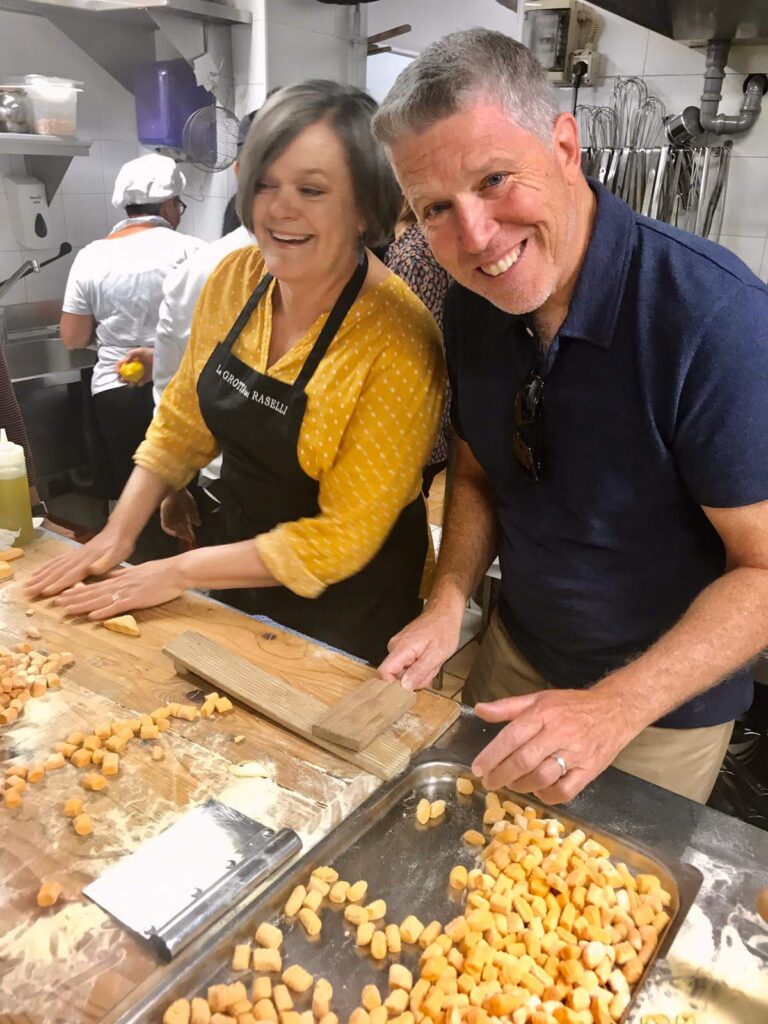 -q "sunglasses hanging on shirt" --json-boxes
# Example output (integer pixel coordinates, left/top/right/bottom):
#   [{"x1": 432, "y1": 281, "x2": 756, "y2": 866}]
[{"x1": 513, "y1": 366, "x2": 546, "y2": 483}]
